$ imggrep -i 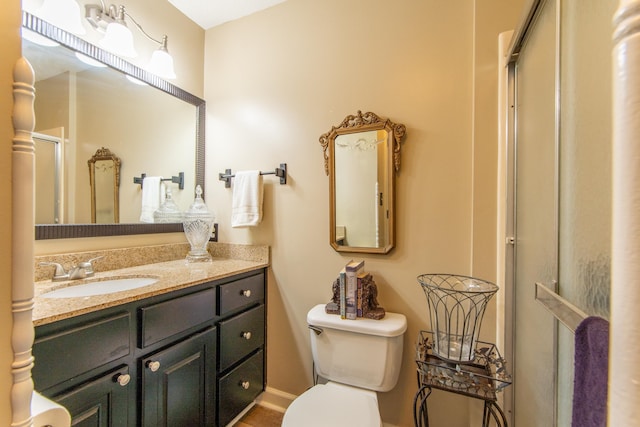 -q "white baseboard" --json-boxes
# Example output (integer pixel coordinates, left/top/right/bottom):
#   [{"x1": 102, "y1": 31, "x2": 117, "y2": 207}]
[
  {"x1": 224, "y1": 387, "x2": 295, "y2": 426},
  {"x1": 254, "y1": 386, "x2": 297, "y2": 413}
]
